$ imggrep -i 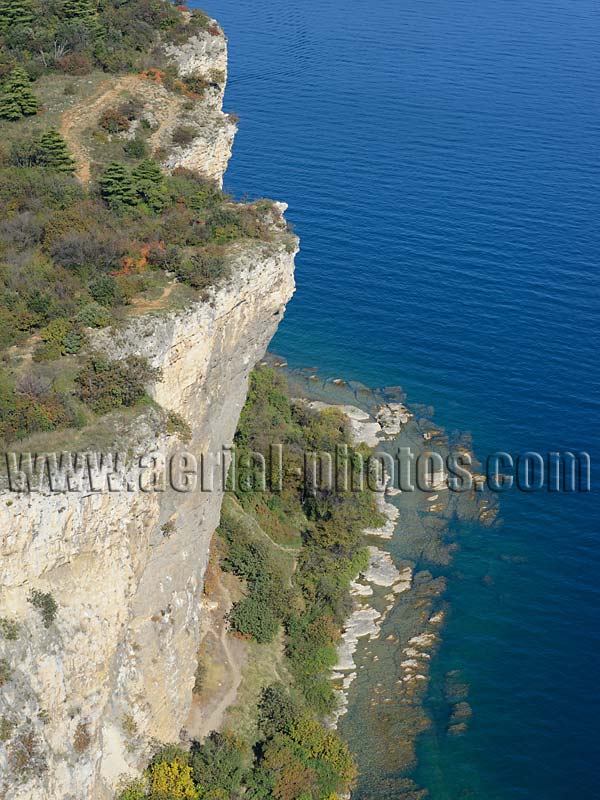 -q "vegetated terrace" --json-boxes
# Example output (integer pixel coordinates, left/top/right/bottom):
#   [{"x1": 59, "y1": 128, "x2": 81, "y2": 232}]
[{"x1": 0, "y1": 0, "x2": 295, "y2": 447}]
